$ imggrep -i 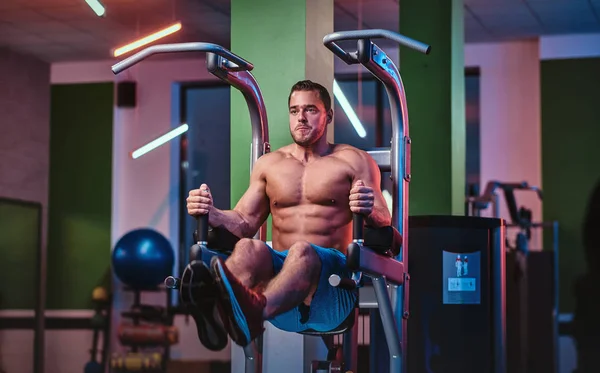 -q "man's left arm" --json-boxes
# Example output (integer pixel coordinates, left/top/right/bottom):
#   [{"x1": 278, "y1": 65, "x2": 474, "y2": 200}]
[{"x1": 349, "y1": 150, "x2": 392, "y2": 228}]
